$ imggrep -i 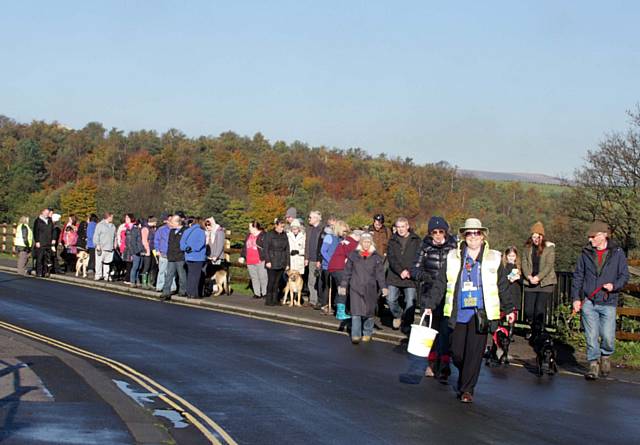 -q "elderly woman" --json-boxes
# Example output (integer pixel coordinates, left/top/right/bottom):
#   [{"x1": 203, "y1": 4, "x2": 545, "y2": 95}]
[
  {"x1": 521, "y1": 221, "x2": 557, "y2": 339},
  {"x1": 424, "y1": 218, "x2": 515, "y2": 403},
  {"x1": 339, "y1": 233, "x2": 387, "y2": 344},
  {"x1": 287, "y1": 219, "x2": 306, "y2": 274},
  {"x1": 329, "y1": 229, "x2": 363, "y2": 320}
]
